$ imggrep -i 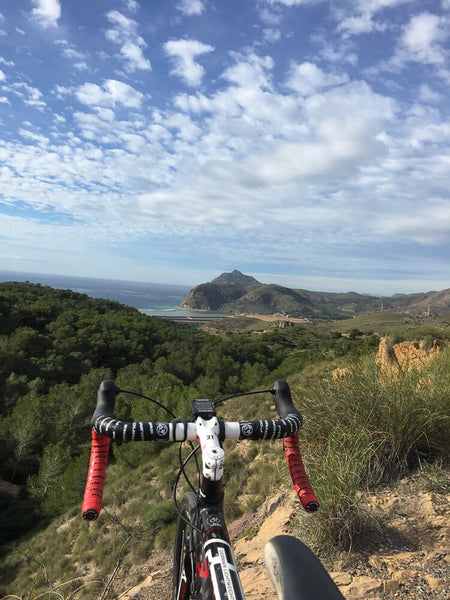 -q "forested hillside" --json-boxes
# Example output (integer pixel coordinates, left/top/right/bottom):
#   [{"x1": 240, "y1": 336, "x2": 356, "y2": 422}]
[
  {"x1": 0, "y1": 281, "x2": 375, "y2": 544},
  {"x1": 0, "y1": 282, "x2": 277, "y2": 539},
  {"x1": 1, "y1": 282, "x2": 449, "y2": 599}
]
